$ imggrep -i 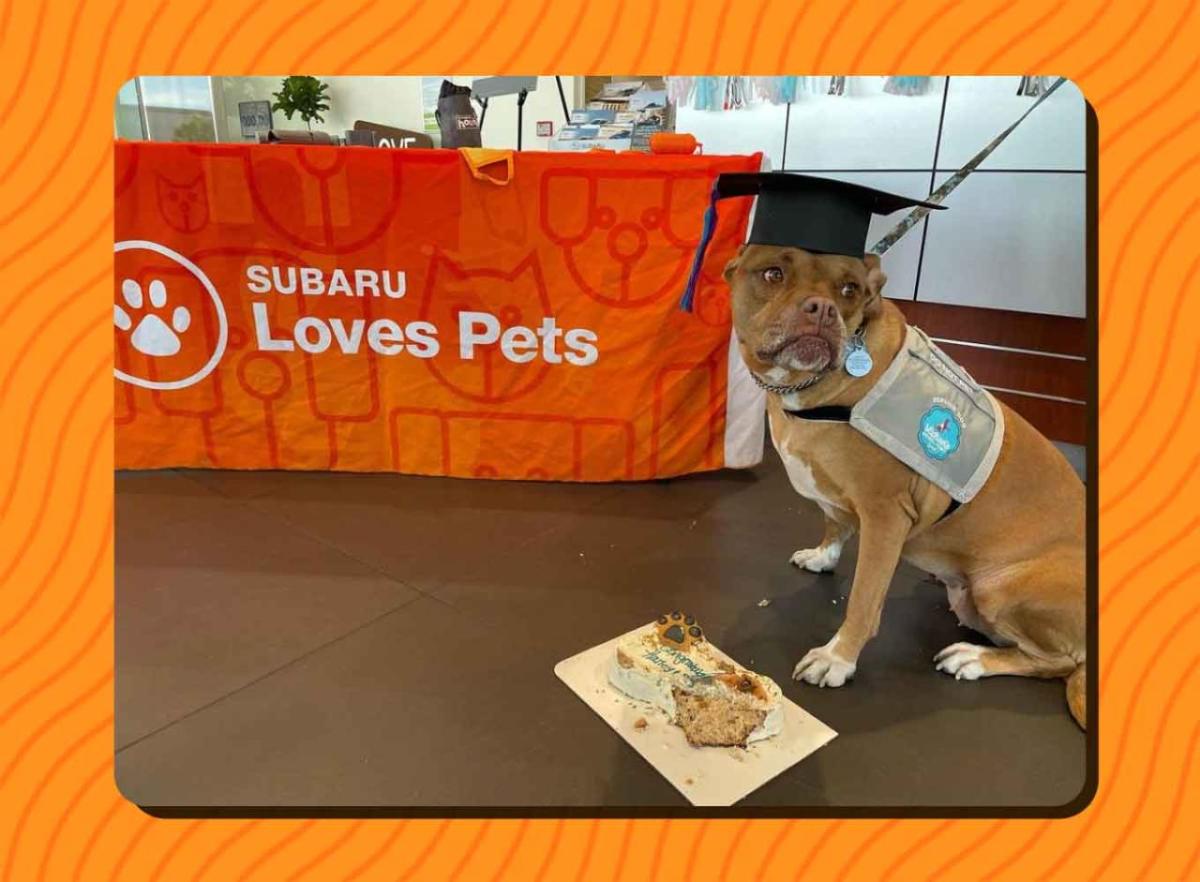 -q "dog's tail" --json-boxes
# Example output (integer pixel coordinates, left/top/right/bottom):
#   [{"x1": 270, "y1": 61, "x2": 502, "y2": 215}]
[{"x1": 1066, "y1": 665, "x2": 1086, "y2": 730}]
